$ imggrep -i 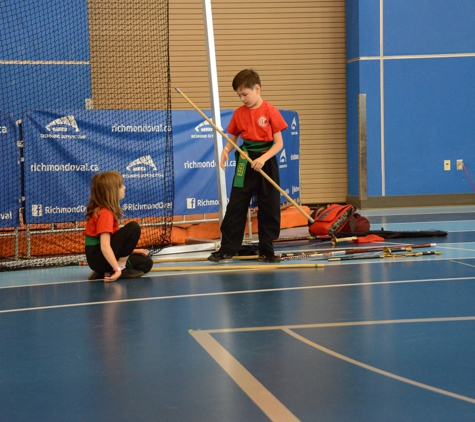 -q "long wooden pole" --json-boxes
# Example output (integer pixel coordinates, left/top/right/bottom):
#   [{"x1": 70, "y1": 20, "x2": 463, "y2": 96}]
[
  {"x1": 175, "y1": 87, "x2": 315, "y2": 224},
  {"x1": 328, "y1": 250, "x2": 442, "y2": 262},
  {"x1": 151, "y1": 263, "x2": 324, "y2": 271},
  {"x1": 153, "y1": 255, "x2": 258, "y2": 263},
  {"x1": 152, "y1": 243, "x2": 438, "y2": 264},
  {"x1": 281, "y1": 242, "x2": 437, "y2": 259}
]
